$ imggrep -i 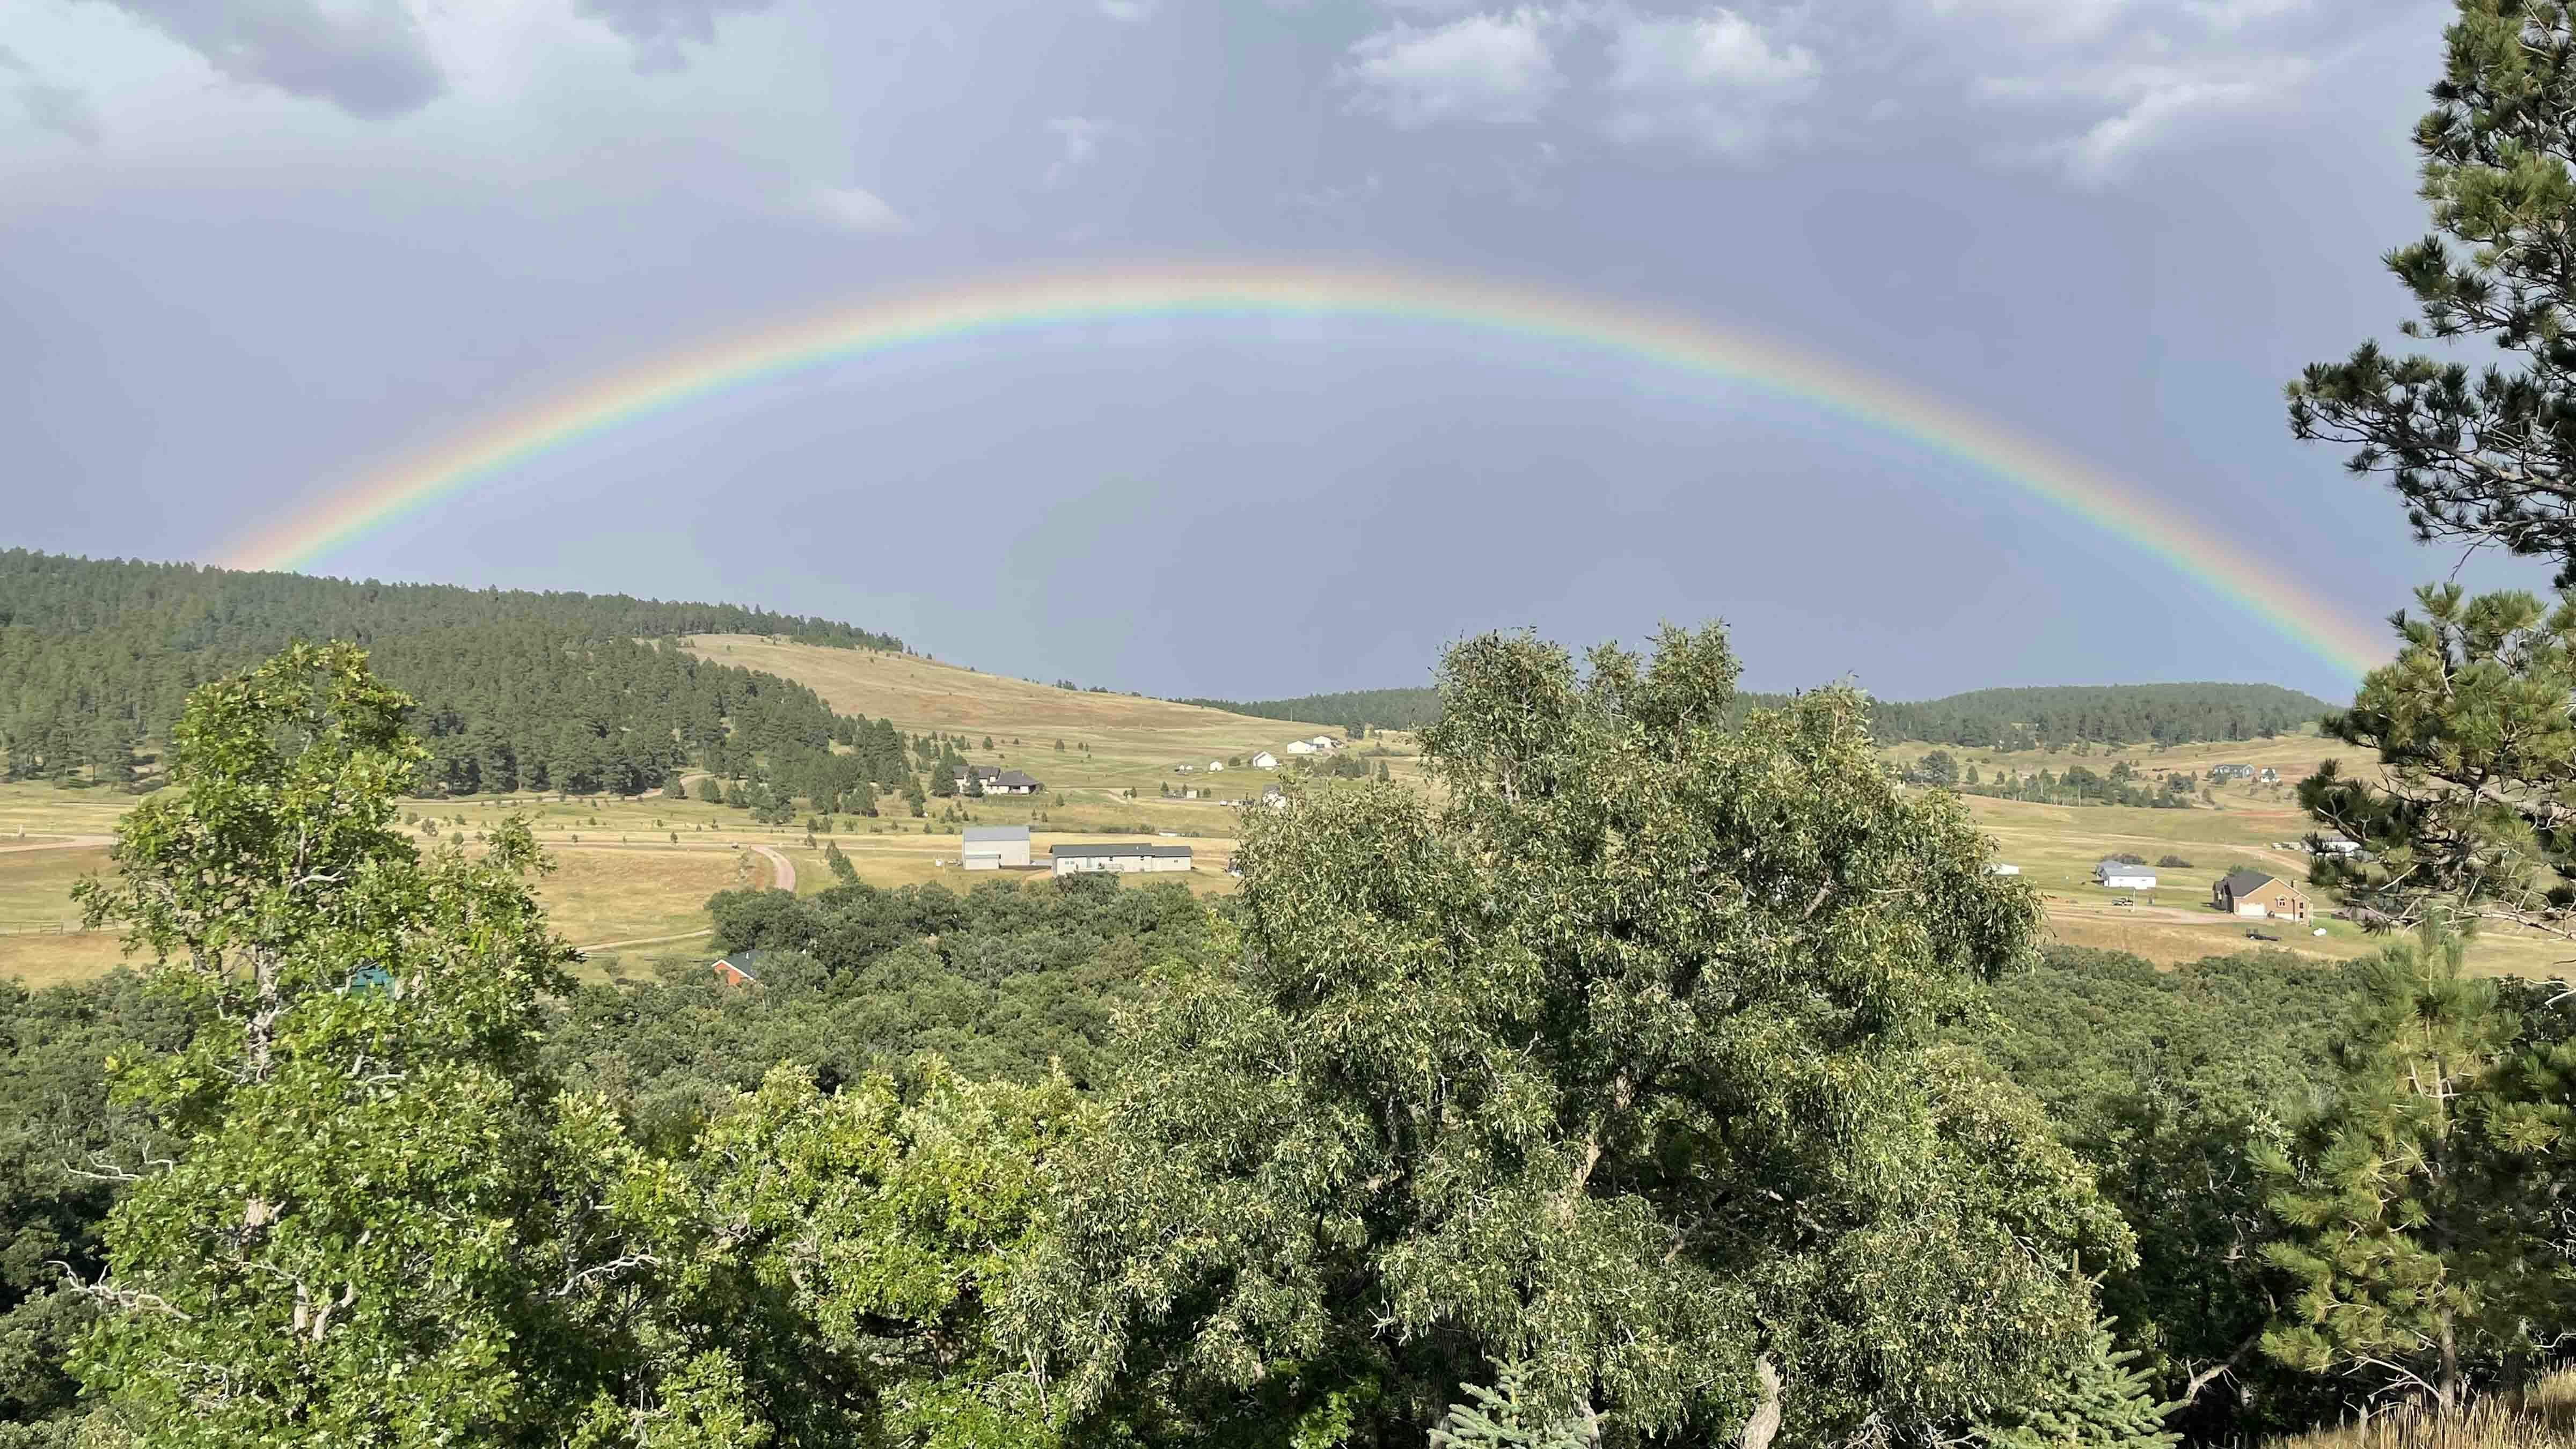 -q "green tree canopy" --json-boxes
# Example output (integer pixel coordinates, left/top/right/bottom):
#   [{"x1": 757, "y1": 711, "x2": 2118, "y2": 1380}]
[{"x1": 1019, "y1": 626, "x2": 2127, "y2": 1447}]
